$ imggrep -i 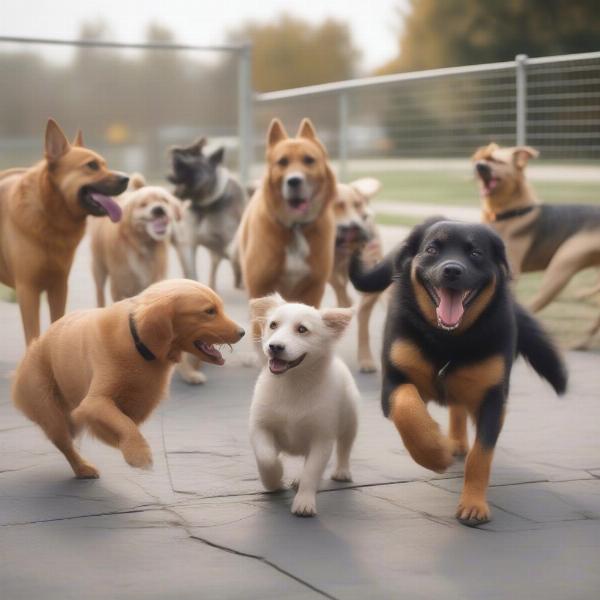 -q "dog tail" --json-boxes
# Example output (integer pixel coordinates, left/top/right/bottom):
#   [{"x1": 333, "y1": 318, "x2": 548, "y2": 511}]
[
  {"x1": 515, "y1": 303, "x2": 568, "y2": 395},
  {"x1": 349, "y1": 250, "x2": 394, "y2": 293}
]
